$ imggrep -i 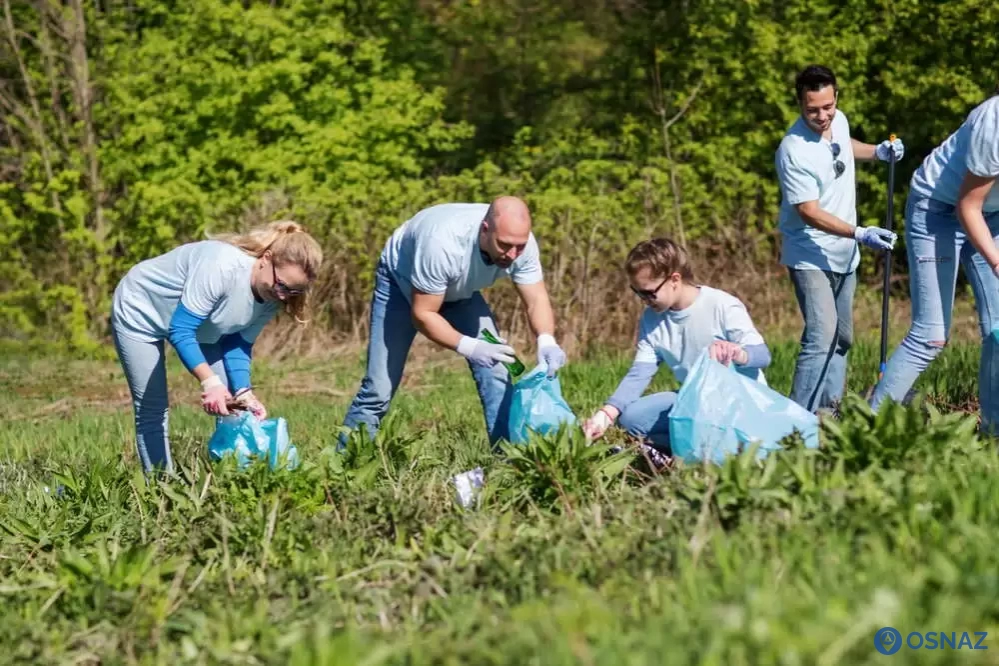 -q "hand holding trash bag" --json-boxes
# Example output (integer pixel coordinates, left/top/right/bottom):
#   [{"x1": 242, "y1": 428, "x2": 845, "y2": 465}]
[
  {"x1": 536, "y1": 333, "x2": 567, "y2": 377},
  {"x1": 708, "y1": 340, "x2": 747, "y2": 367},
  {"x1": 234, "y1": 388, "x2": 267, "y2": 420}
]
